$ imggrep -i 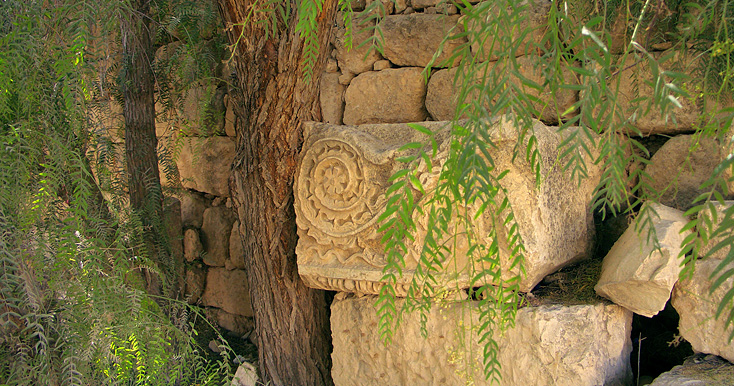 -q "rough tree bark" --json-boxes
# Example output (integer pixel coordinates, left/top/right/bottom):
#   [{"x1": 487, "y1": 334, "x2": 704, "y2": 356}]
[
  {"x1": 120, "y1": 0, "x2": 177, "y2": 298},
  {"x1": 217, "y1": 0, "x2": 338, "y2": 384}
]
